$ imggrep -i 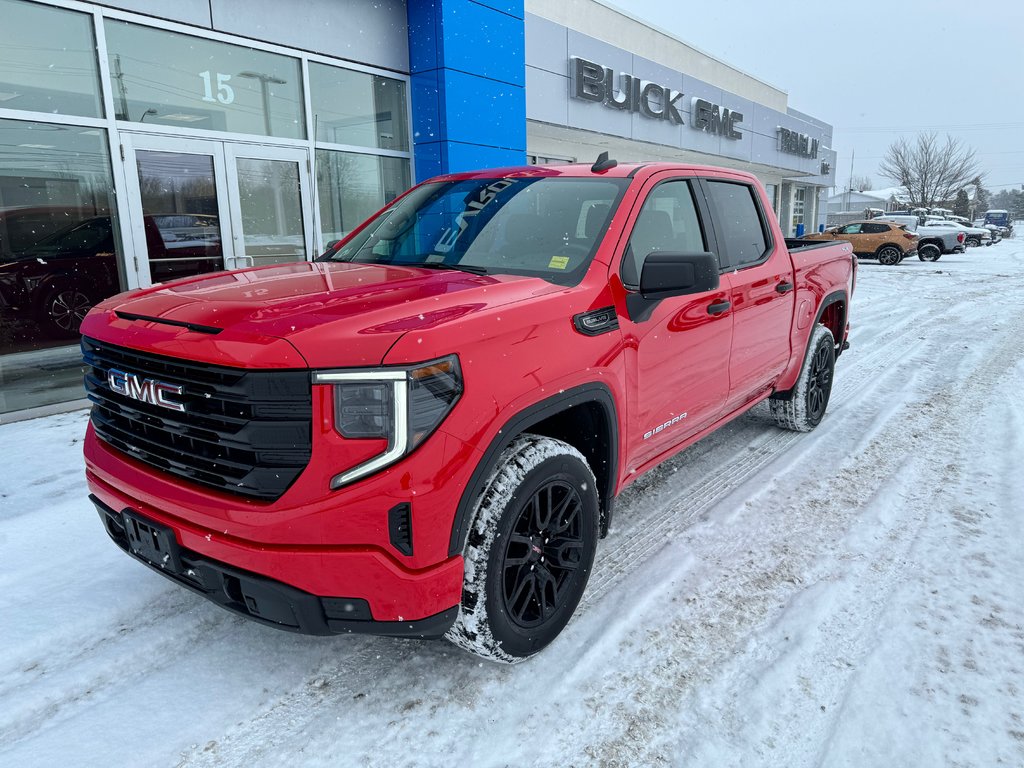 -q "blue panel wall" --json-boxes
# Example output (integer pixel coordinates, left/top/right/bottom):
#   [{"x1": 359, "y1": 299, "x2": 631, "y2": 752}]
[{"x1": 408, "y1": 0, "x2": 526, "y2": 180}]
